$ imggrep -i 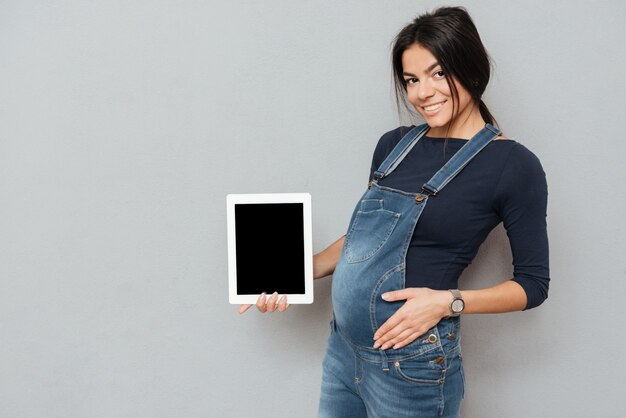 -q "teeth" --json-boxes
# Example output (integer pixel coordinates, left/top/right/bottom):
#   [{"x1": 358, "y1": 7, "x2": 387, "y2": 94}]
[{"x1": 424, "y1": 102, "x2": 445, "y2": 111}]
